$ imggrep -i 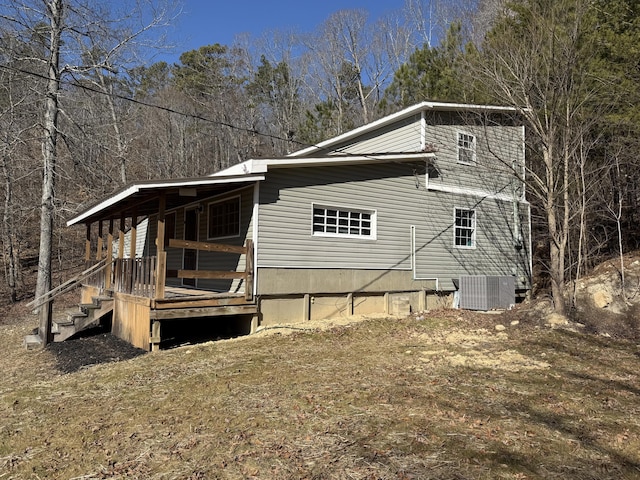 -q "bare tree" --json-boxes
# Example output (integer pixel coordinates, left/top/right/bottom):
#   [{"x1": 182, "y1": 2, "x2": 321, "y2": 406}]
[
  {"x1": 0, "y1": 0, "x2": 177, "y2": 343},
  {"x1": 467, "y1": 0, "x2": 602, "y2": 316}
]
